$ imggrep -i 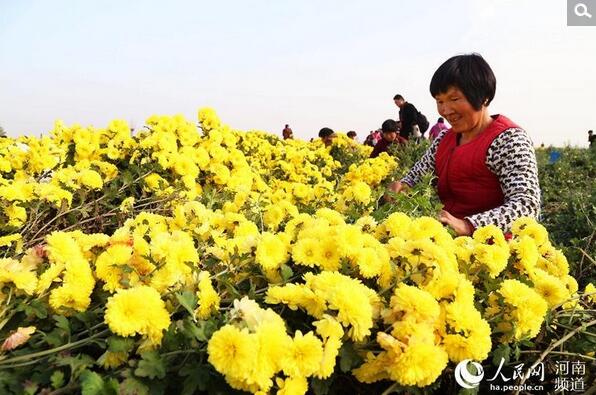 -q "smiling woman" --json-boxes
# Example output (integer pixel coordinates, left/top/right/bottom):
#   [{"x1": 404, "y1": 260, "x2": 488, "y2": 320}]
[{"x1": 388, "y1": 53, "x2": 542, "y2": 235}]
